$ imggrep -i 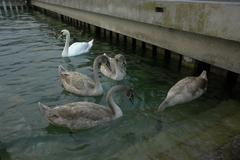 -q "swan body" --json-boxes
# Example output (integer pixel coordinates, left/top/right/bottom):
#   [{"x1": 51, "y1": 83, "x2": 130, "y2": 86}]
[
  {"x1": 100, "y1": 53, "x2": 126, "y2": 80},
  {"x1": 60, "y1": 29, "x2": 93, "y2": 57},
  {"x1": 39, "y1": 85, "x2": 134, "y2": 130},
  {"x1": 158, "y1": 70, "x2": 208, "y2": 112},
  {"x1": 58, "y1": 55, "x2": 109, "y2": 96}
]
